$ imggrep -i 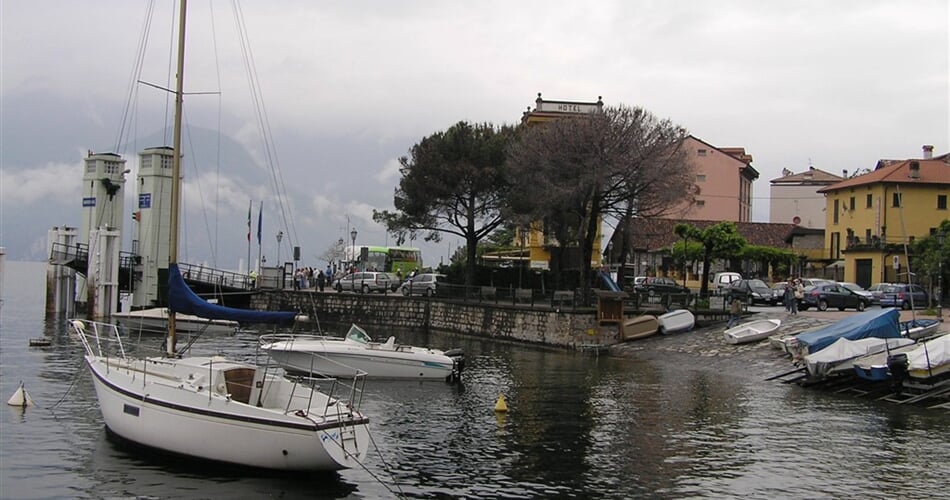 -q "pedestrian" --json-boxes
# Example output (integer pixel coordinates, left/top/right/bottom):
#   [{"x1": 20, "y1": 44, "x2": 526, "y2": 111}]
[
  {"x1": 783, "y1": 279, "x2": 794, "y2": 312},
  {"x1": 727, "y1": 297, "x2": 742, "y2": 329},
  {"x1": 791, "y1": 279, "x2": 804, "y2": 315},
  {"x1": 316, "y1": 267, "x2": 326, "y2": 292}
]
